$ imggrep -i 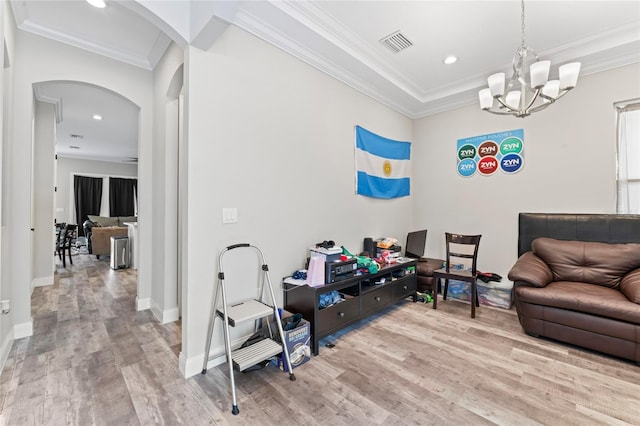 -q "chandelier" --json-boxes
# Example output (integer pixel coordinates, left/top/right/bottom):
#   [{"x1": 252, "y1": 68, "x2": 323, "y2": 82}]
[{"x1": 478, "y1": 0, "x2": 581, "y2": 118}]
